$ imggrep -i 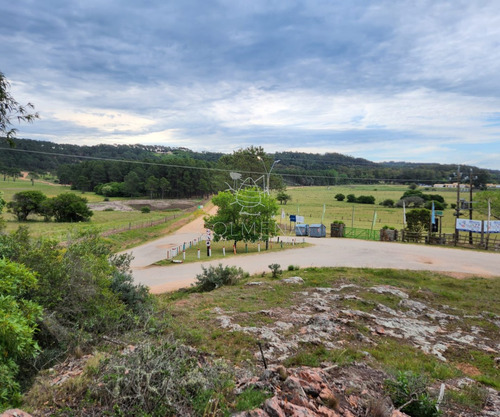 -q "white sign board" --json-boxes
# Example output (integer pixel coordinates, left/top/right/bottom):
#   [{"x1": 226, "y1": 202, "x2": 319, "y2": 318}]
[
  {"x1": 296, "y1": 215, "x2": 305, "y2": 224},
  {"x1": 456, "y1": 219, "x2": 482, "y2": 233},
  {"x1": 485, "y1": 221, "x2": 500, "y2": 233}
]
